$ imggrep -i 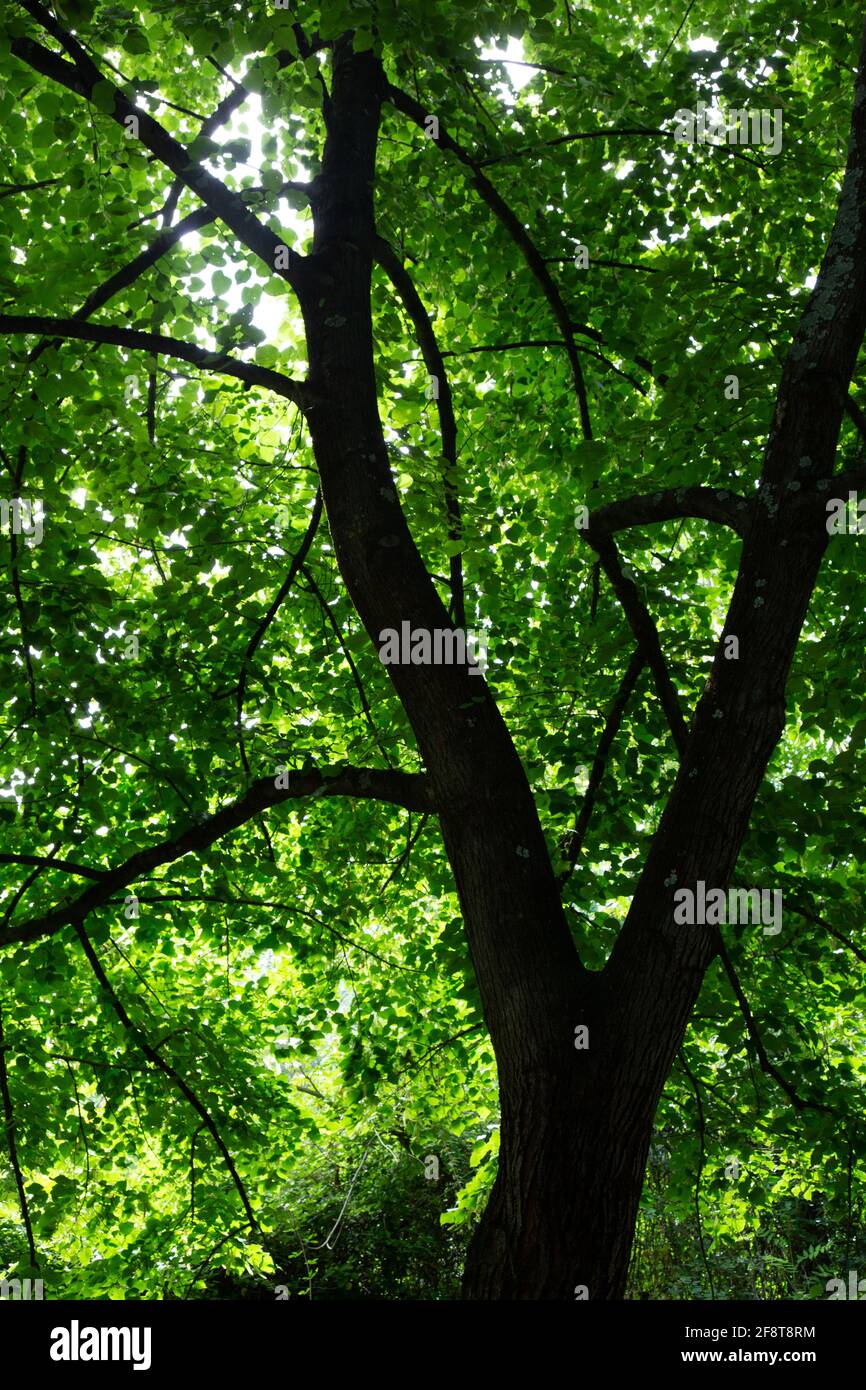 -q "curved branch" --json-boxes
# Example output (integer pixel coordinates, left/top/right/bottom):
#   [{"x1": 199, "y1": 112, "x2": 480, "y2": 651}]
[
  {"x1": 558, "y1": 647, "x2": 646, "y2": 884},
  {"x1": 0, "y1": 853, "x2": 107, "y2": 882},
  {"x1": 2, "y1": 754, "x2": 88, "y2": 926},
  {"x1": 715, "y1": 934, "x2": 833, "y2": 1114},
  {"x1": 160, "y1": 77, "x2": 249, "y2": 227},
  {"x1": 0, "y1": 764, "x2": 436, "y2": 948},
  {"x1": 29, "y1": 206, "x2": 217, "y2": 363},
  {"x1": 585, "y1": 533, "x2": 688, "y2": 754},
  {"x1": 236, "y1": 491, "x2": 323, "y2": 777},
  {"x1": 111, "y1": 893, "x2": 415, "y2": 975},
  {"x1": 785, "y1": 897, "x2": 866, "y2": 967},
  {"x1": 72, "y1": 919, "x2": 260, "y2": 1236},
  {"x1": 585, "y1": 485, "x2": 751, "y2": 540},
  {"x1": 439, "y1": 337, "x2": 647, "y2": 394},
  {"x1": 571, "y1": 484, "x2": 750, "y2": 759},
  {"x1": 300, "y1": 562, "x2": 394, "y2": 767},
  {"x1": 478, "y1": 126, "x2": 665, "y2": 166},
  {"x1": 0, "y1": 315, "x2": 315, "y2": 411},
  {"x1": 11, "y1": 12, "x2": 306, "y2": 295},
  {"x1": 387, "y1": 82, "x2": 594, "y2": 437},
  {"x1": 478, "y1": 124, "x2": 765, "y2": 172}
]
